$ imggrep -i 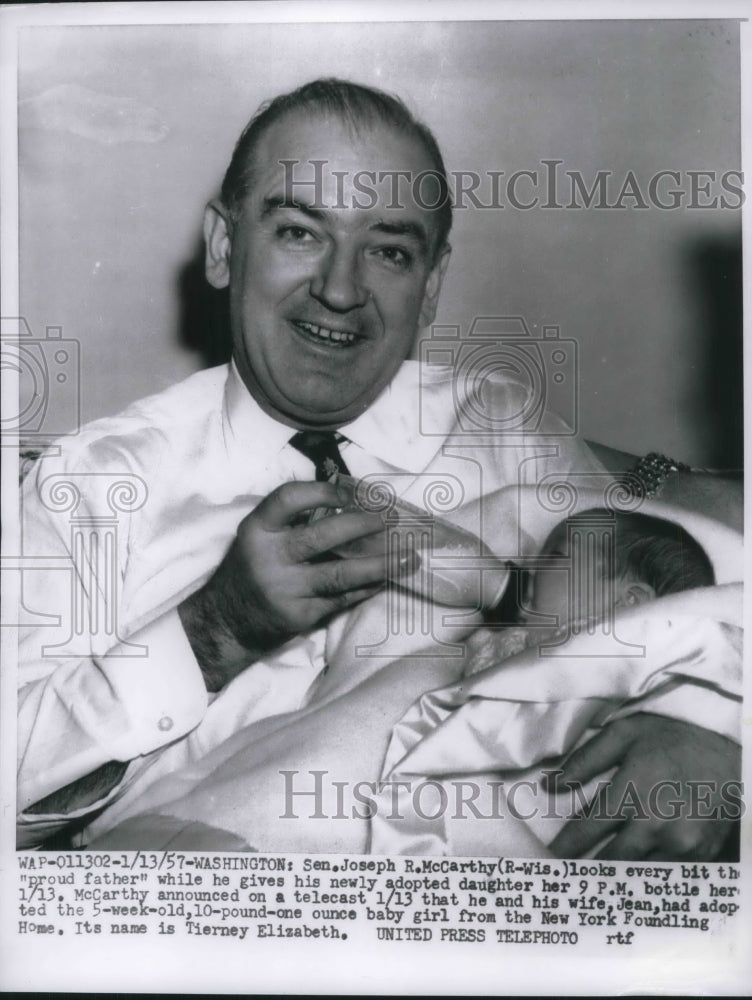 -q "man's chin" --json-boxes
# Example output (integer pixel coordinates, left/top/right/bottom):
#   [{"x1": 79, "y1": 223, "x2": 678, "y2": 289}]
[
  {"x1": 268, "y1": 389, "x2": 375, "y2": 430},
  {"x1": 286, "y1": 400, "x2": 371, "y2": 430}
]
